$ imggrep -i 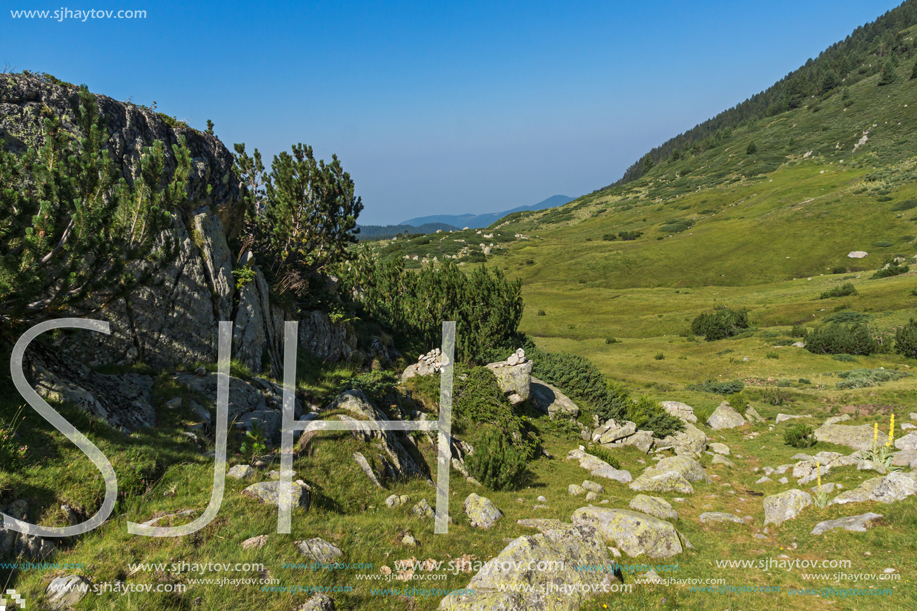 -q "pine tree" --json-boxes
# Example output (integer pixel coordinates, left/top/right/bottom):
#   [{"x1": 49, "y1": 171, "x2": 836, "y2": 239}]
[
  {"x1": 911, "y1": 59, "x2": 917, "y2": 80},
  {"x1": 746, "y1": 141, "x2": 758, "y2": 155},
  {"x1": 642, "y1": 154, "x2": 654, "y2": 174},
  {"x1": 878, "y1": 58, "x2": 898, "y2": 85},
  {"x1": 0, "y1": 87, "x2": 192, "y2": 328}
]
